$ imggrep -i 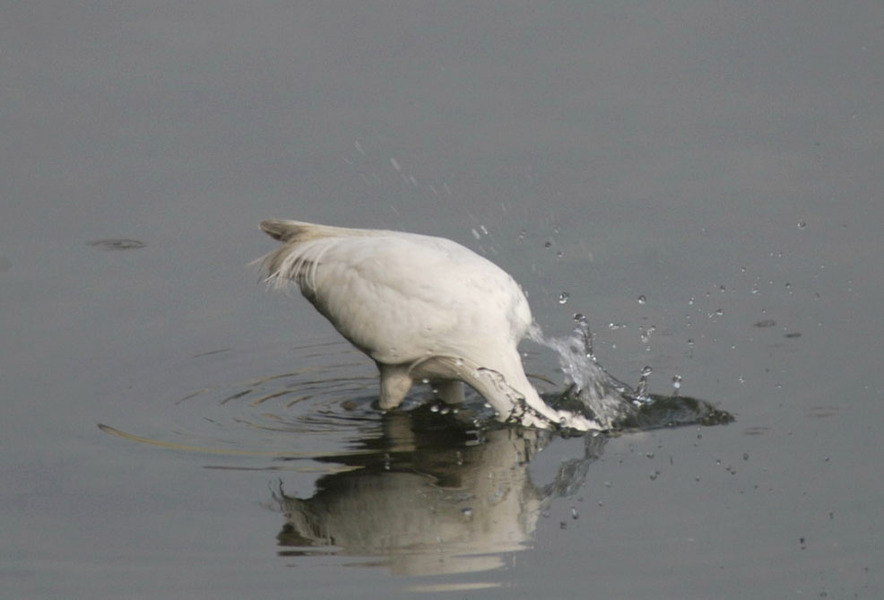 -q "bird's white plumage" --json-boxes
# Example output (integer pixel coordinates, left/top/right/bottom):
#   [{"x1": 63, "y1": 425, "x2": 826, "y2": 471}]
[{"x1": 257, "y1": 219, "x2": 599, "y2": 431}]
